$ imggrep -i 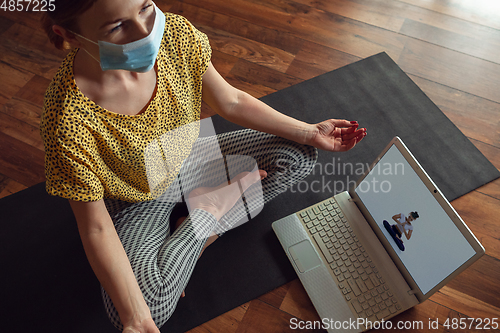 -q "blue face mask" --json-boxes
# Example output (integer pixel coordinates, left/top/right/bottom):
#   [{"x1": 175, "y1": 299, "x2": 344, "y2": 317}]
[{"x1": 75, "y1": 3, "x2": 165, "y2": 72}]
